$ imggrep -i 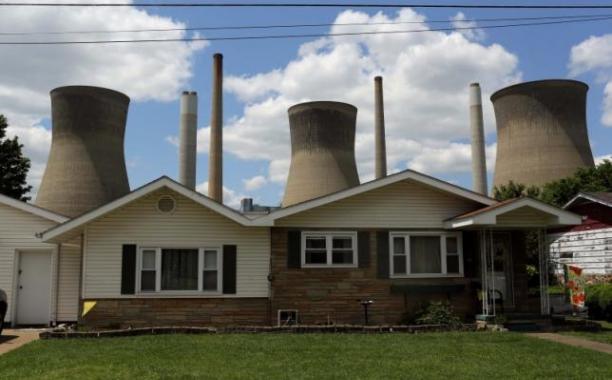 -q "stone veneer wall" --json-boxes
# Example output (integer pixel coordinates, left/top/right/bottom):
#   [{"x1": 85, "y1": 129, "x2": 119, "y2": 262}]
[
  {"x1": 270, "y1": 228, "x2": 480, "y2": 325},
  {"x1": 81, "y1": 298, "x2": 270, "y2": 329}
]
